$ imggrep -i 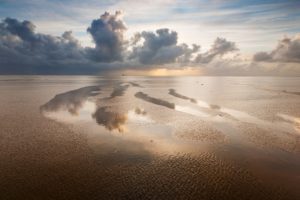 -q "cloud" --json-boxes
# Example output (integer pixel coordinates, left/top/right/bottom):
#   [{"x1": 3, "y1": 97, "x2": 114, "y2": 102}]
[
  {"x1": 253, "y1": 34, "x2": 300, "y2": 63},
  {"x1": 0, "y1": 17, "x2": 89, "y2": 74},
  {"x1": 0, "y1": 18, "x2": 84, "y2": 59},
  {"x1": 0, "y1": 10, "x2": 299, "y2": 75},
  {"x1": 129, "y1": 28, "x2": 200, "y2": 65},
  {"x1": 0, "y1": 15, "x2": 206, "y2": 74},
  {"x1": 86, "y1": 11, "x2": 127, "y2": 62},
  {"x1": 0, "y1": 12, "x2": 132, "y2": 74},
  {"x1": 195, "y1": 56, "x2": 300, "y2": 76},
  {"x1": 195, "y1": 37, "x2": 238, "y2": 63}
]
